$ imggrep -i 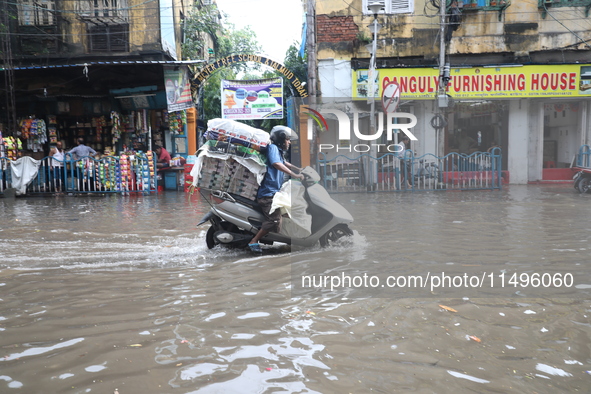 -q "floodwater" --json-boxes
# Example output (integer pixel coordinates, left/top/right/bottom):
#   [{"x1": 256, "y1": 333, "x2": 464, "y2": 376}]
[{"x1": 1, "y1": 185, "x2": 590, "y2": 393}]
